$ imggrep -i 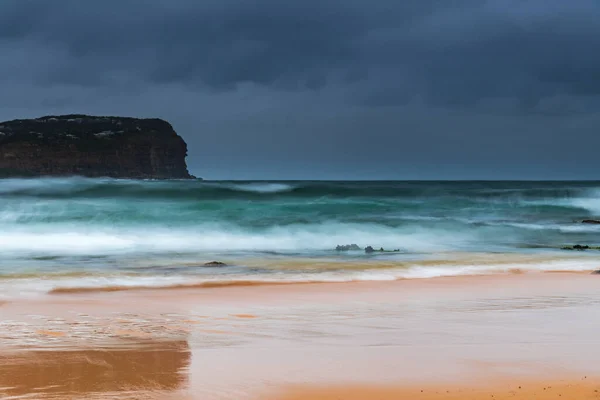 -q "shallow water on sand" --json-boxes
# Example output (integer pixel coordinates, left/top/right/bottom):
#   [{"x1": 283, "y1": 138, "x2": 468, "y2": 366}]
[{"x1": 2, "y1": 274, "x2": 600, "y2": 399}]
